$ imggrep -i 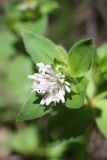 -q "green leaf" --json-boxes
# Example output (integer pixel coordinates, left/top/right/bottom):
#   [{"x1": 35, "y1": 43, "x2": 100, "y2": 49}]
[
  {"x1": 86, "y1": 69, "x2": 96, "y2": 99},
  {"x1": 46, "y1": 141, "x2": 67, "y2": 159},
  {"x1": 5, "y1": 56, "x2": 33, "y2": 104},
  {"x1": 15, "y1": 16, "x2": 48, "y2": 35},
  {"x1": 95, "y1": 100, "x2": 107, "y2": 137},
  {"x1": 46, "y1": 137, "x2": 84, "y2": 159},
  {"x1": 16, "y1": 93, "x2": 51, "y2": 121},
  {"x1": 68, "y1": 39, "x2": 93, "y2": 77},
  {"x1": 5, "y1": 3, "x2": 22, "y2": 21},
  {"x1": 48, "y1": 105, "x2": 94, "y2": 140},
  {"x1": 96, "y1": 44, "x2": 107, "y2": 74},
  {"x1": 0, "y1": 29, "x2": 16, "y2": 60},
  {"x1": 20, "y1": 29, "x2": 67, "y2": 64},
  {"x1": 40, "y1": 1, "x2": 58, "y2": 14},
  {"x1": 66, "y1": 95, "x2": 85, "y2": 109},
  {"x1": 95, "y1": 91, "x2": 107, "y2": 100},
  {"x1": 10, "y1": 125, "x2": 39, "y2": 155},
  {"x1": 97, "y1": 43, "x2": 107, "y2": 59},
  {"x1": 99, "y1": 55, "x2": 107, "y2": 73},
  {"x1": 66, "y1": 77, "x2": 88, "y2": 108}
]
